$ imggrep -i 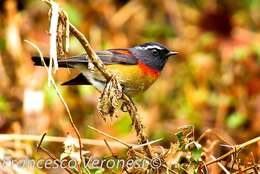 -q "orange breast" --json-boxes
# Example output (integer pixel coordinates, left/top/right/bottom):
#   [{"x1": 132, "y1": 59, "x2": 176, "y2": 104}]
[{"x1": 137, "y1": 61, "x2": 160, "y2": 78}]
